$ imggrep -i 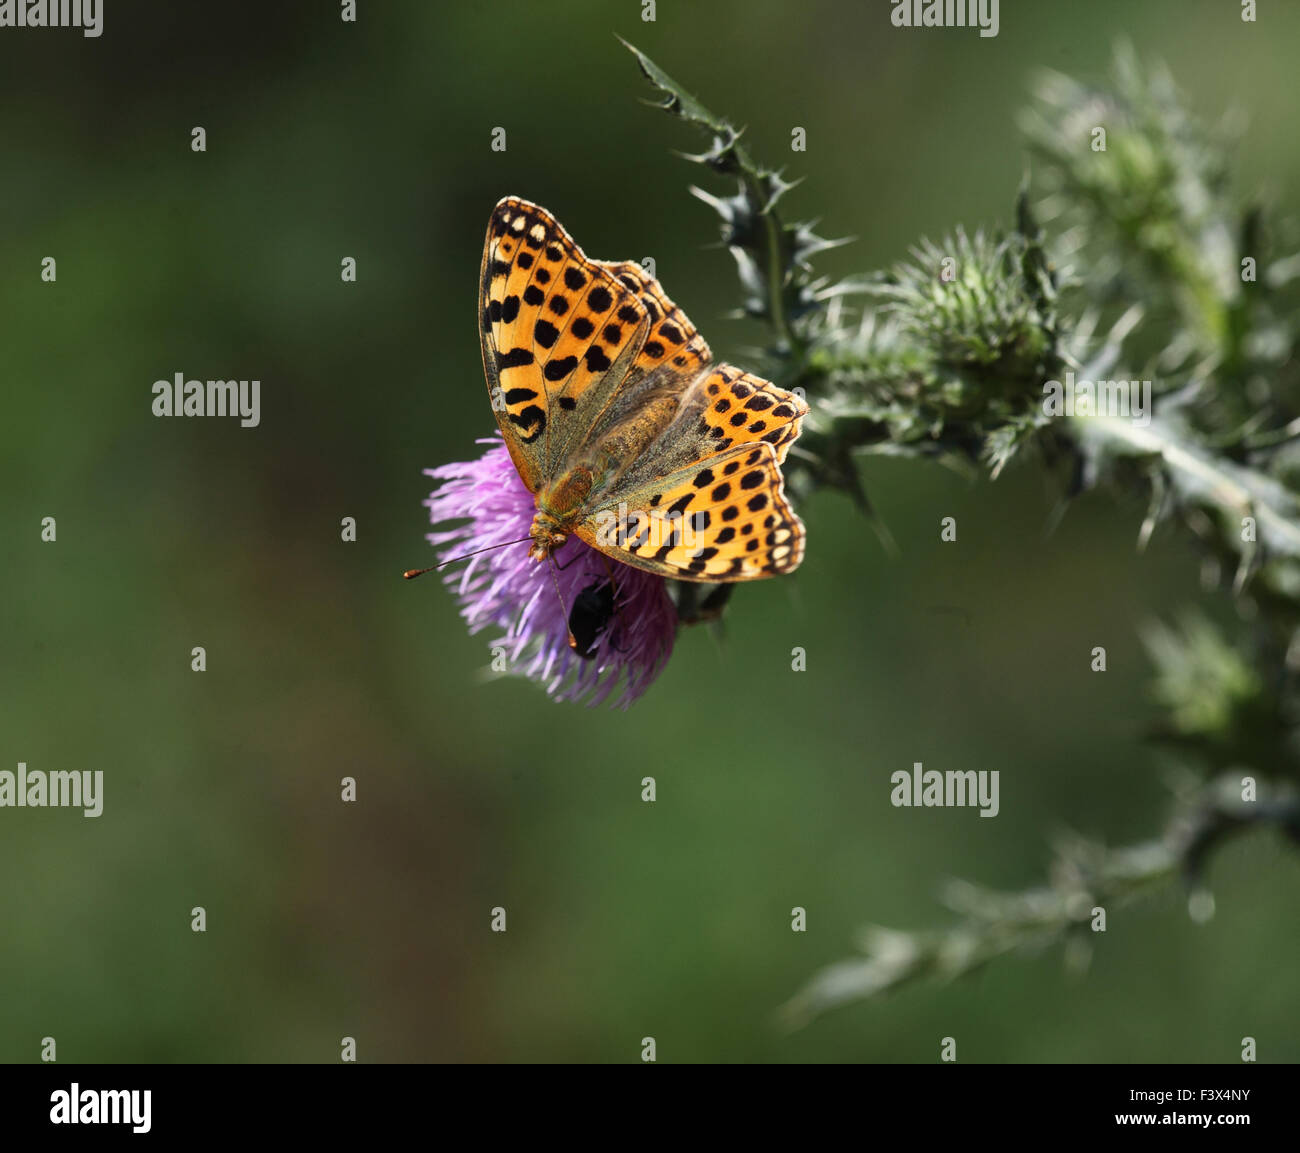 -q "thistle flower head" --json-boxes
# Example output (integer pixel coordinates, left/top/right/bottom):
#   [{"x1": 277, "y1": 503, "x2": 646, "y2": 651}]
[{"x1": 423, "y1": 437, "x2": 677, "y2": 707}]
